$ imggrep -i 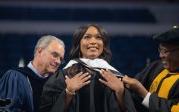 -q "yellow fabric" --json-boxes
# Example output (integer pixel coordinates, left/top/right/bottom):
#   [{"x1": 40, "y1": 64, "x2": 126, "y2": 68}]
[
  {"x1": 158, "y1": 74, "x2": 179, "y2": 98},
  {"x1": 149, "y1": 69, "x2": 179, "y2": 112},
  {"x1": 149, "y1": 69, "x2": 169, "y2": 93},
  {"x1": 149, "y1": 69, "x2": 179, "y2": 98},
  {"x1": 171, "y1": 103, "x2": 179, "y2": 112}
]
